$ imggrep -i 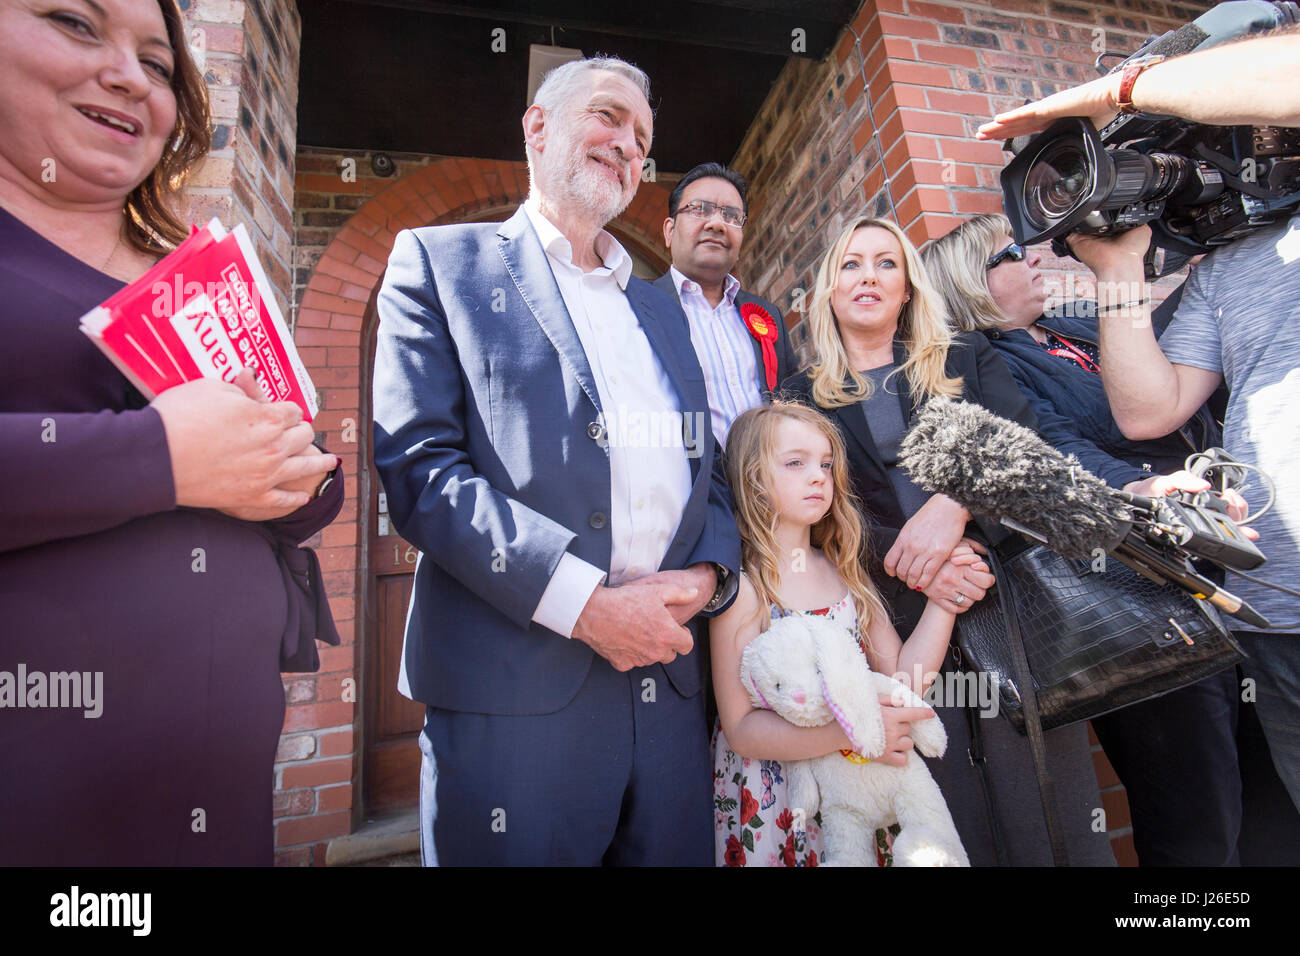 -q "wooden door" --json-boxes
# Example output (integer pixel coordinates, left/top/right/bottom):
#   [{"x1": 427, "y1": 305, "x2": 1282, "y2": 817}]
[{"x1": 363, "y1": 475, "x2": 425, "y2": 813}]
